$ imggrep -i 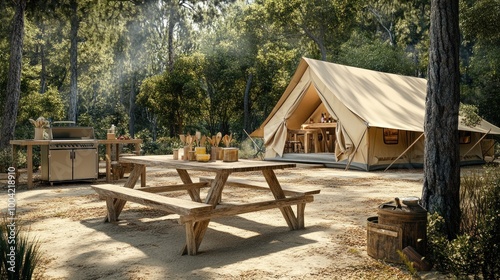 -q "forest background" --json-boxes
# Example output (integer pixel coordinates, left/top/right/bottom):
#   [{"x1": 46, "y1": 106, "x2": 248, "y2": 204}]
[{"x1": 1, "y1": 0, "x2": 499, "y2": 156}]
